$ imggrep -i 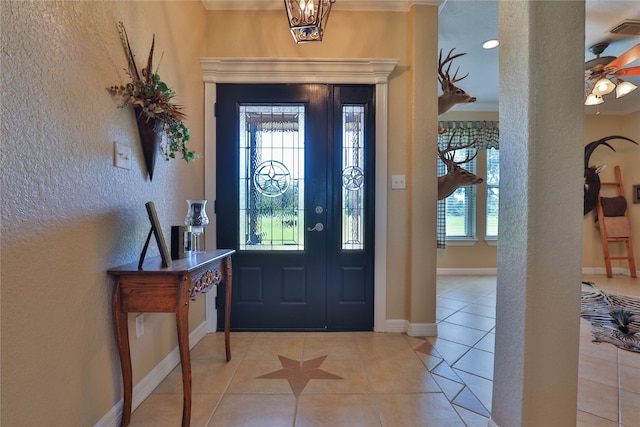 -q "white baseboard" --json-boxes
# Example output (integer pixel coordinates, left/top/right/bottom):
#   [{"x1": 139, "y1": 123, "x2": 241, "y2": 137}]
[
  {"x1": 94, "y1": 321, "x2": 209, "y2": 427},
  {"x1": 437, "y1": 267, "x2": 639, "y2": 277},
  {"x1": 437, "y1": 268, "x2": 497, "y2": 275},
  {"x1": 384, "y1": 319, "x2": 437, "y2": 336},
  {"x1": 407, "y1": 322, "x2": 437, "y2": 337},
  {"x1": 581, "y1": 266, "x2": 639, "y2": 277},
  {"x1": 385, "y1": 319, "x2": 409, "y2": 333}
]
